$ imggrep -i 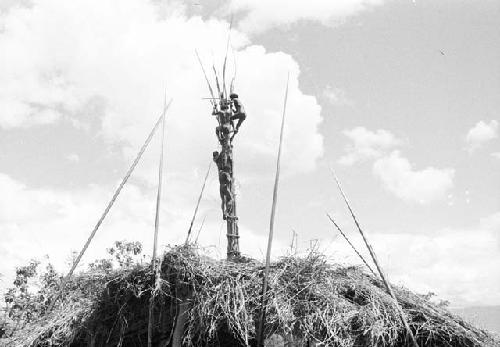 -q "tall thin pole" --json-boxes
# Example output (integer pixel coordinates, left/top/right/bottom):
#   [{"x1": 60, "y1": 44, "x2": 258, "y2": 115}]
[
  {"x1": 226, "y1": 144, "x2": 240, "y2": 259},
  {"x1": 257, "y1": 74, "x2": 289, "y2": 347},
  {"x1": 194, "y1": 215, "x2": 207, "y2": 243},
  {"x1": 222, "y1": 16, "x2": 233, "y2": 98},
  {"x1": 148, "y1": 102, "x2": 168, "y2": 347},
  {"x1": 326, "y1": 213, "x2": 376, "y2": 277},
  {"x1": 330, "y1": 168, "x2": 419, "y2": 347},
  {"x1": 195, "y1": 50, "x2": 216, "y2": 107},
  {"x1": 185, "y1": 161, "x2": 212, "y2": 244},
  {"x1": 49, "y1": 100, "x2": 172, "y2": 311}
]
